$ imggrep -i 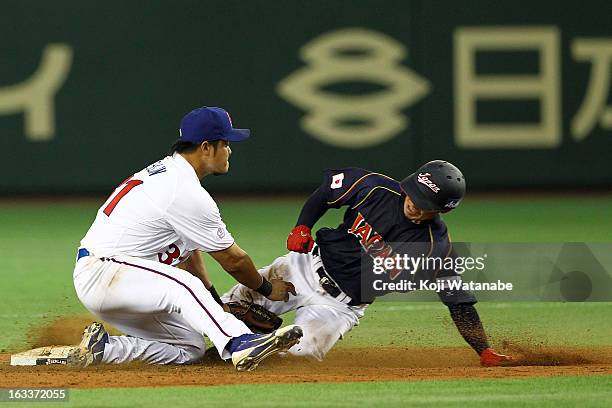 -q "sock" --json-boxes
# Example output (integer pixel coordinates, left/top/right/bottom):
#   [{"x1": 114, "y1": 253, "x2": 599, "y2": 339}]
[{"x1": 447, "y1": 303, "x2": 490, "y2": 354}]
